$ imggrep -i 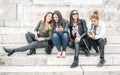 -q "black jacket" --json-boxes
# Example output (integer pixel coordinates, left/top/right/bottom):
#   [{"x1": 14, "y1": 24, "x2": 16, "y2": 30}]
[{"x1": 69, "y1": 19, "x2": 88, "y2": 39}]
